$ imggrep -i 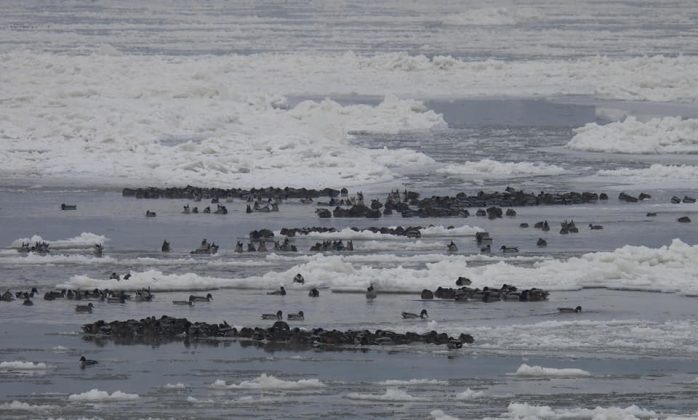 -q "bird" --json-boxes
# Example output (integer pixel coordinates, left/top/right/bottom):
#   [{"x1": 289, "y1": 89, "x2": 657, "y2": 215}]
[
  {"x1": 75, "y1": 303, "x2": 94, "y2": 313},
  {"x1": 365, "y1": 284, "x2": 377, "y2": 300},
  {"x1": 480, "y1": 244, "x2": 491, "y2": 253},
  {"x1": 589, "y1": 224, "x2": 603, "y2": 230},
  {"x1": 537, "y1": 238, "x2": 547, "y2": 247},
  {"x1": 267, "y1": 286, "x2": 286, "y2": 296},
  {"x1": 500, "y1": 245, "x2": 519, "y2": 253},
  {"x1": 447, "y1": 241, "x2": 458, "y2": 252},
  {"x1": 287, "y1": 311, "x2": 304, "y2": 321},
  {"x1": 22, "y1": 298, "x2": 33, "y2": 306},
  {"x1": 308, "y1": 288, "x2": 320, "y2": 297},
  {"x1": 80, "y1": 356, "x2": 98, "y2": 368},
  {"x1": 558, "y1": 306, "x2": 582, "y2": 313},
  {"x1": 402, "y1": 309, "x2": 428, "y2": 319},
  {"x1": 189, "y1": 293, "x2": 213, "y2": 302},
  {"x1": 262, "y1": 310, "x2": 282, "y2": 320}
]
